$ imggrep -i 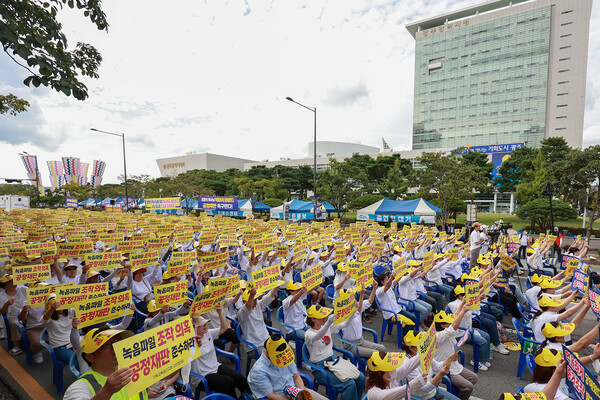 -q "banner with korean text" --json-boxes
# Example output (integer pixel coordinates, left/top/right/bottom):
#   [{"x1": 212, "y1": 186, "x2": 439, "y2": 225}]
[
  {"x1": 465, "y1": 279, "x2": 480, "y2": 311},
  {"x1": 57, "y1": 241, "x2": 93, "y2": 257},
  {"x1": 334, "y1": 294, "x2": 356, "y2": 325},
  {"x1": 250, "y1": 264, "x2": 281, "y2": 294},
  {"x1": 199, "y1": 252, "x2": 228, "y2": 272},
  {"x1": 56, "y1": 282, "x2": 109, "y2": 310},
  {"x1": 301, "y1": 265, "x2": 323, "y2": 292},
  {"x1": 154, "y1": 281, "x2": 189, "y2": 309},
  {"x1": 13, "y1": 264, "x2": 50, "y2": 285},
  {"x1": 75, "y1": 290, "x2": 133, "y2": 329},
  {"x1": 208, "y1": 275, "x2": 240, "y2": 298},
  {"x1": 189, "y1": 286, "x2": 229, "y2": 316},
  {"x1": 114, "y1": 316, "x2": 199, "y2": 398},
  {"x1": 417, "y1": 323, "x2": 436, "y2": 373},
  {"x1": 26, "y1": 282, "x2": 75, "y2": 308},
  {"x1": 145, "y1": 198, "x2": 181, "y2": 210},
  {"x1": 85, "y1": 251, "x2": 122, "y2": 271}
]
